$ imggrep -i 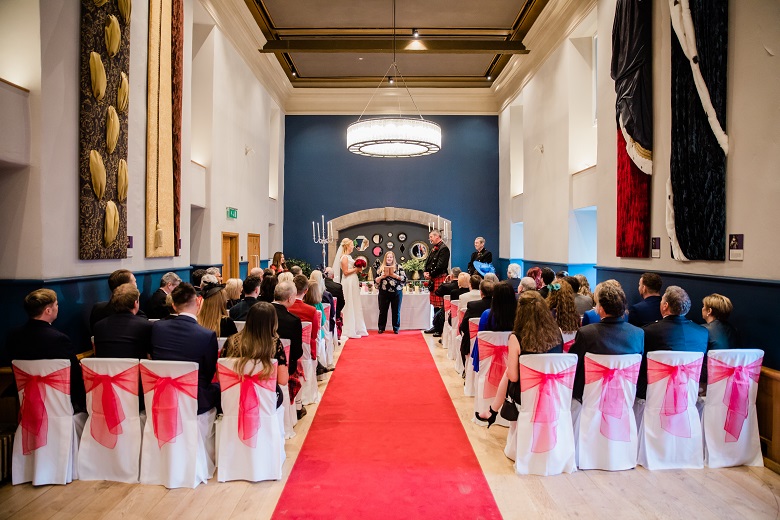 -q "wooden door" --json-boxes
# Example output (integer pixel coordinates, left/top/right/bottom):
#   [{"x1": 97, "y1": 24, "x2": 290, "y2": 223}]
[
  {"x1": 247, "y1": 233, "x2": 260, "y2": 272},
  {"x1": 221, "y1": 232, "x2": 239, "y2": 279}
]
